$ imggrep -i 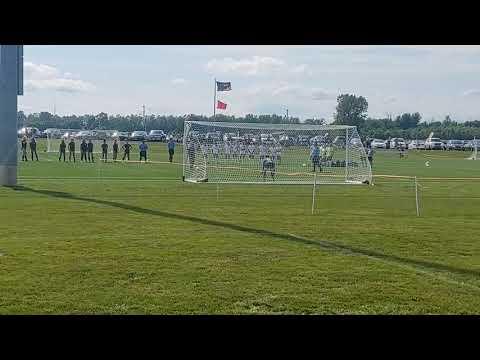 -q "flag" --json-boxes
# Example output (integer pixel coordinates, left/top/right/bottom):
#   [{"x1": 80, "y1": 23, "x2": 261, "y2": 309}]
[
  {"x1": 216, "y1": 81, "x2": 231, "y2": 91},
  {"x1": 217, "y1": 100, "x2": 227, "y2": 110}
]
